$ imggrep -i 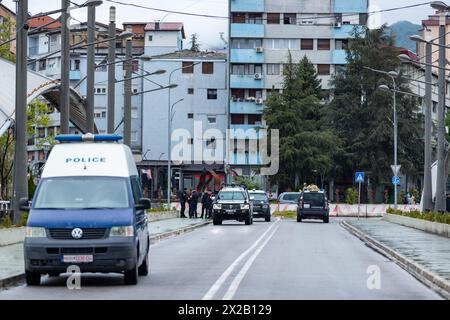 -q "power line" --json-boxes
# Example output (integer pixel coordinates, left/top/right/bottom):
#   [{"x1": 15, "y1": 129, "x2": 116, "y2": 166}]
[{"x1": 102, "y1": 0, "x2": 433, "y2": 22}]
